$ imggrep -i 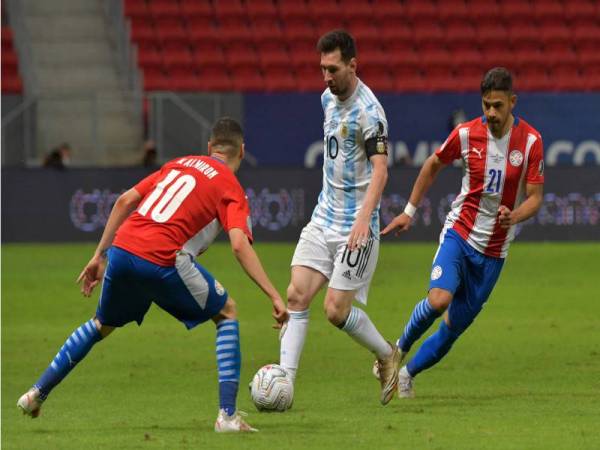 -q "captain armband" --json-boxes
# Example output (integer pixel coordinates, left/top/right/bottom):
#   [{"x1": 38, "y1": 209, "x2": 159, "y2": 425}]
[{"x1": 365, "y1": 135, "x2": 388, "y2": 159}]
